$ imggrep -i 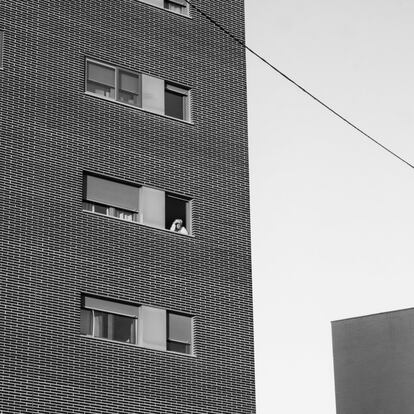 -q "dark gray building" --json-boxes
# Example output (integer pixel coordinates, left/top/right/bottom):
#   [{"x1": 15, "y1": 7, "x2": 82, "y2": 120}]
[
  {"x1": 332, "y1": 308, "x2": 414, "y2": 414},
  {"x1": 1, "y1": 1, "x2": 256, "y2": 412}
]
